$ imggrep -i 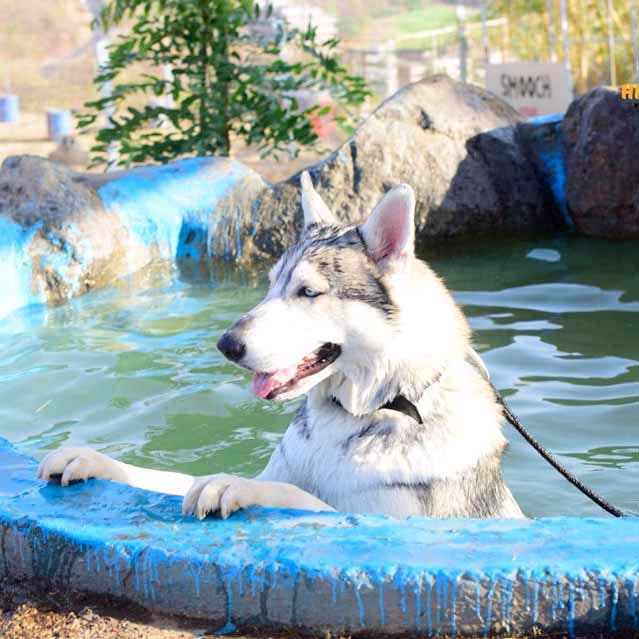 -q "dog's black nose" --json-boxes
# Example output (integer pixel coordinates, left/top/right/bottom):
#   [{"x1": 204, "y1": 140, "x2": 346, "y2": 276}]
[{"x1": 217, "y1": 332, "x2": 246, "y2": 362}]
